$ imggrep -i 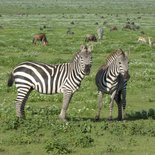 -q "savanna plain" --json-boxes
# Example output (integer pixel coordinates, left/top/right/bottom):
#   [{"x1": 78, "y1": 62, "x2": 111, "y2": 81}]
[{"x1": 0, "y1": 0, "x2": 155, "y2": 155}]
